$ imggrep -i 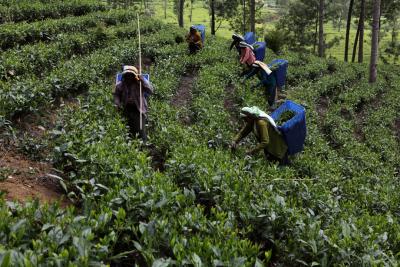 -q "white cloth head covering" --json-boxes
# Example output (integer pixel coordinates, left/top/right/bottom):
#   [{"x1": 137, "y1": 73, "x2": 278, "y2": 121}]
[
  {"x1": 240, "y1": 106, "x2": 277, "y2": 129},
  {"x1": 238, "y1": 41, "x2": 254, "y2": 50},
  {"x1": 252, "y1": 60, "x2": 272, "y2": 75},
  {"x1": 122, "y1": 65, "x2": 139, "y2": 76}
]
